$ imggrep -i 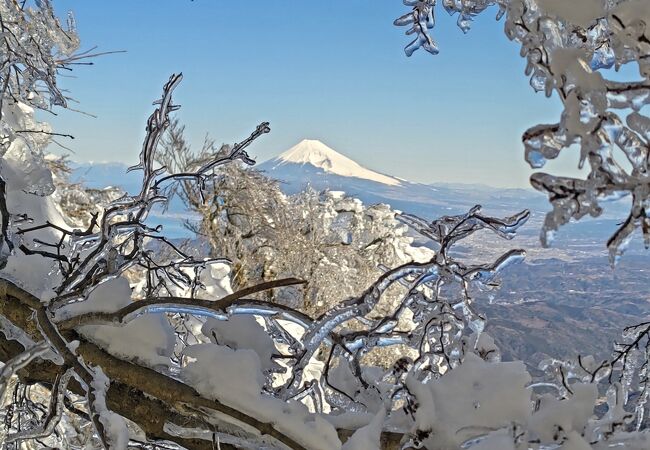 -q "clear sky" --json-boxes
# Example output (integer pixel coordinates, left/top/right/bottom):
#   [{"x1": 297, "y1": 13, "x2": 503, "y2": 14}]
[{"x1": 47, "y1": 1, "x2": 573, "y2": 188}]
